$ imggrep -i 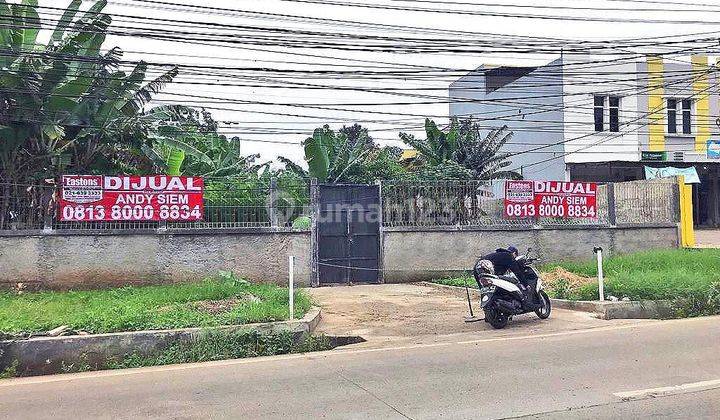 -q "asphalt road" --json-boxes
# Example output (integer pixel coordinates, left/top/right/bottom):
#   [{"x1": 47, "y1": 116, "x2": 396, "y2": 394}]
[{"x1": 1, "y1": 316, "x2": 719, "y2": 419}]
